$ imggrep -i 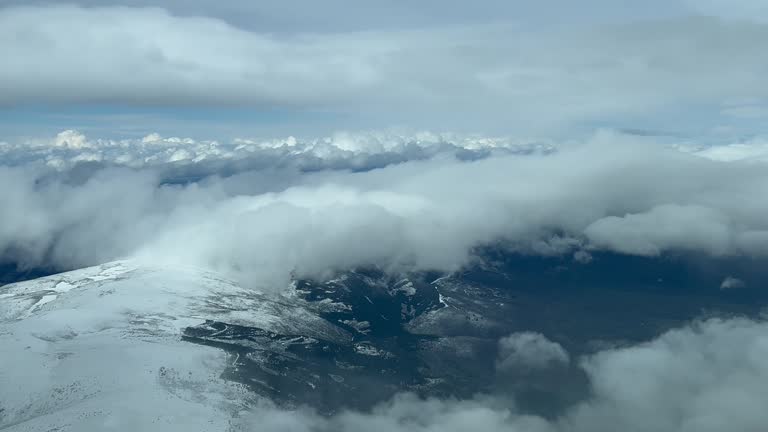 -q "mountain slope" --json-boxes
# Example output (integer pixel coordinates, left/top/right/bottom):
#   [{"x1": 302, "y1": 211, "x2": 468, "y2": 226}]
[{"x1": 0, "y1": 261, "x2": 344, "y2": 431}]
